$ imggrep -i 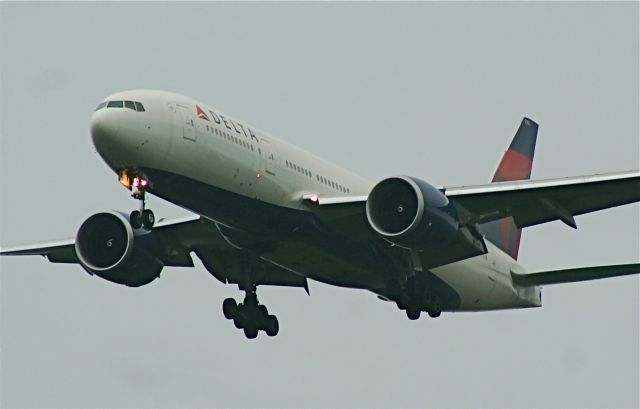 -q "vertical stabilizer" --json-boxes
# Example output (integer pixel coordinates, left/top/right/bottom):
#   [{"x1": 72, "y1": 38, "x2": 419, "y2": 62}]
[{"x1": 479, "y1": 118, "x2": 538, "y2": 259}]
